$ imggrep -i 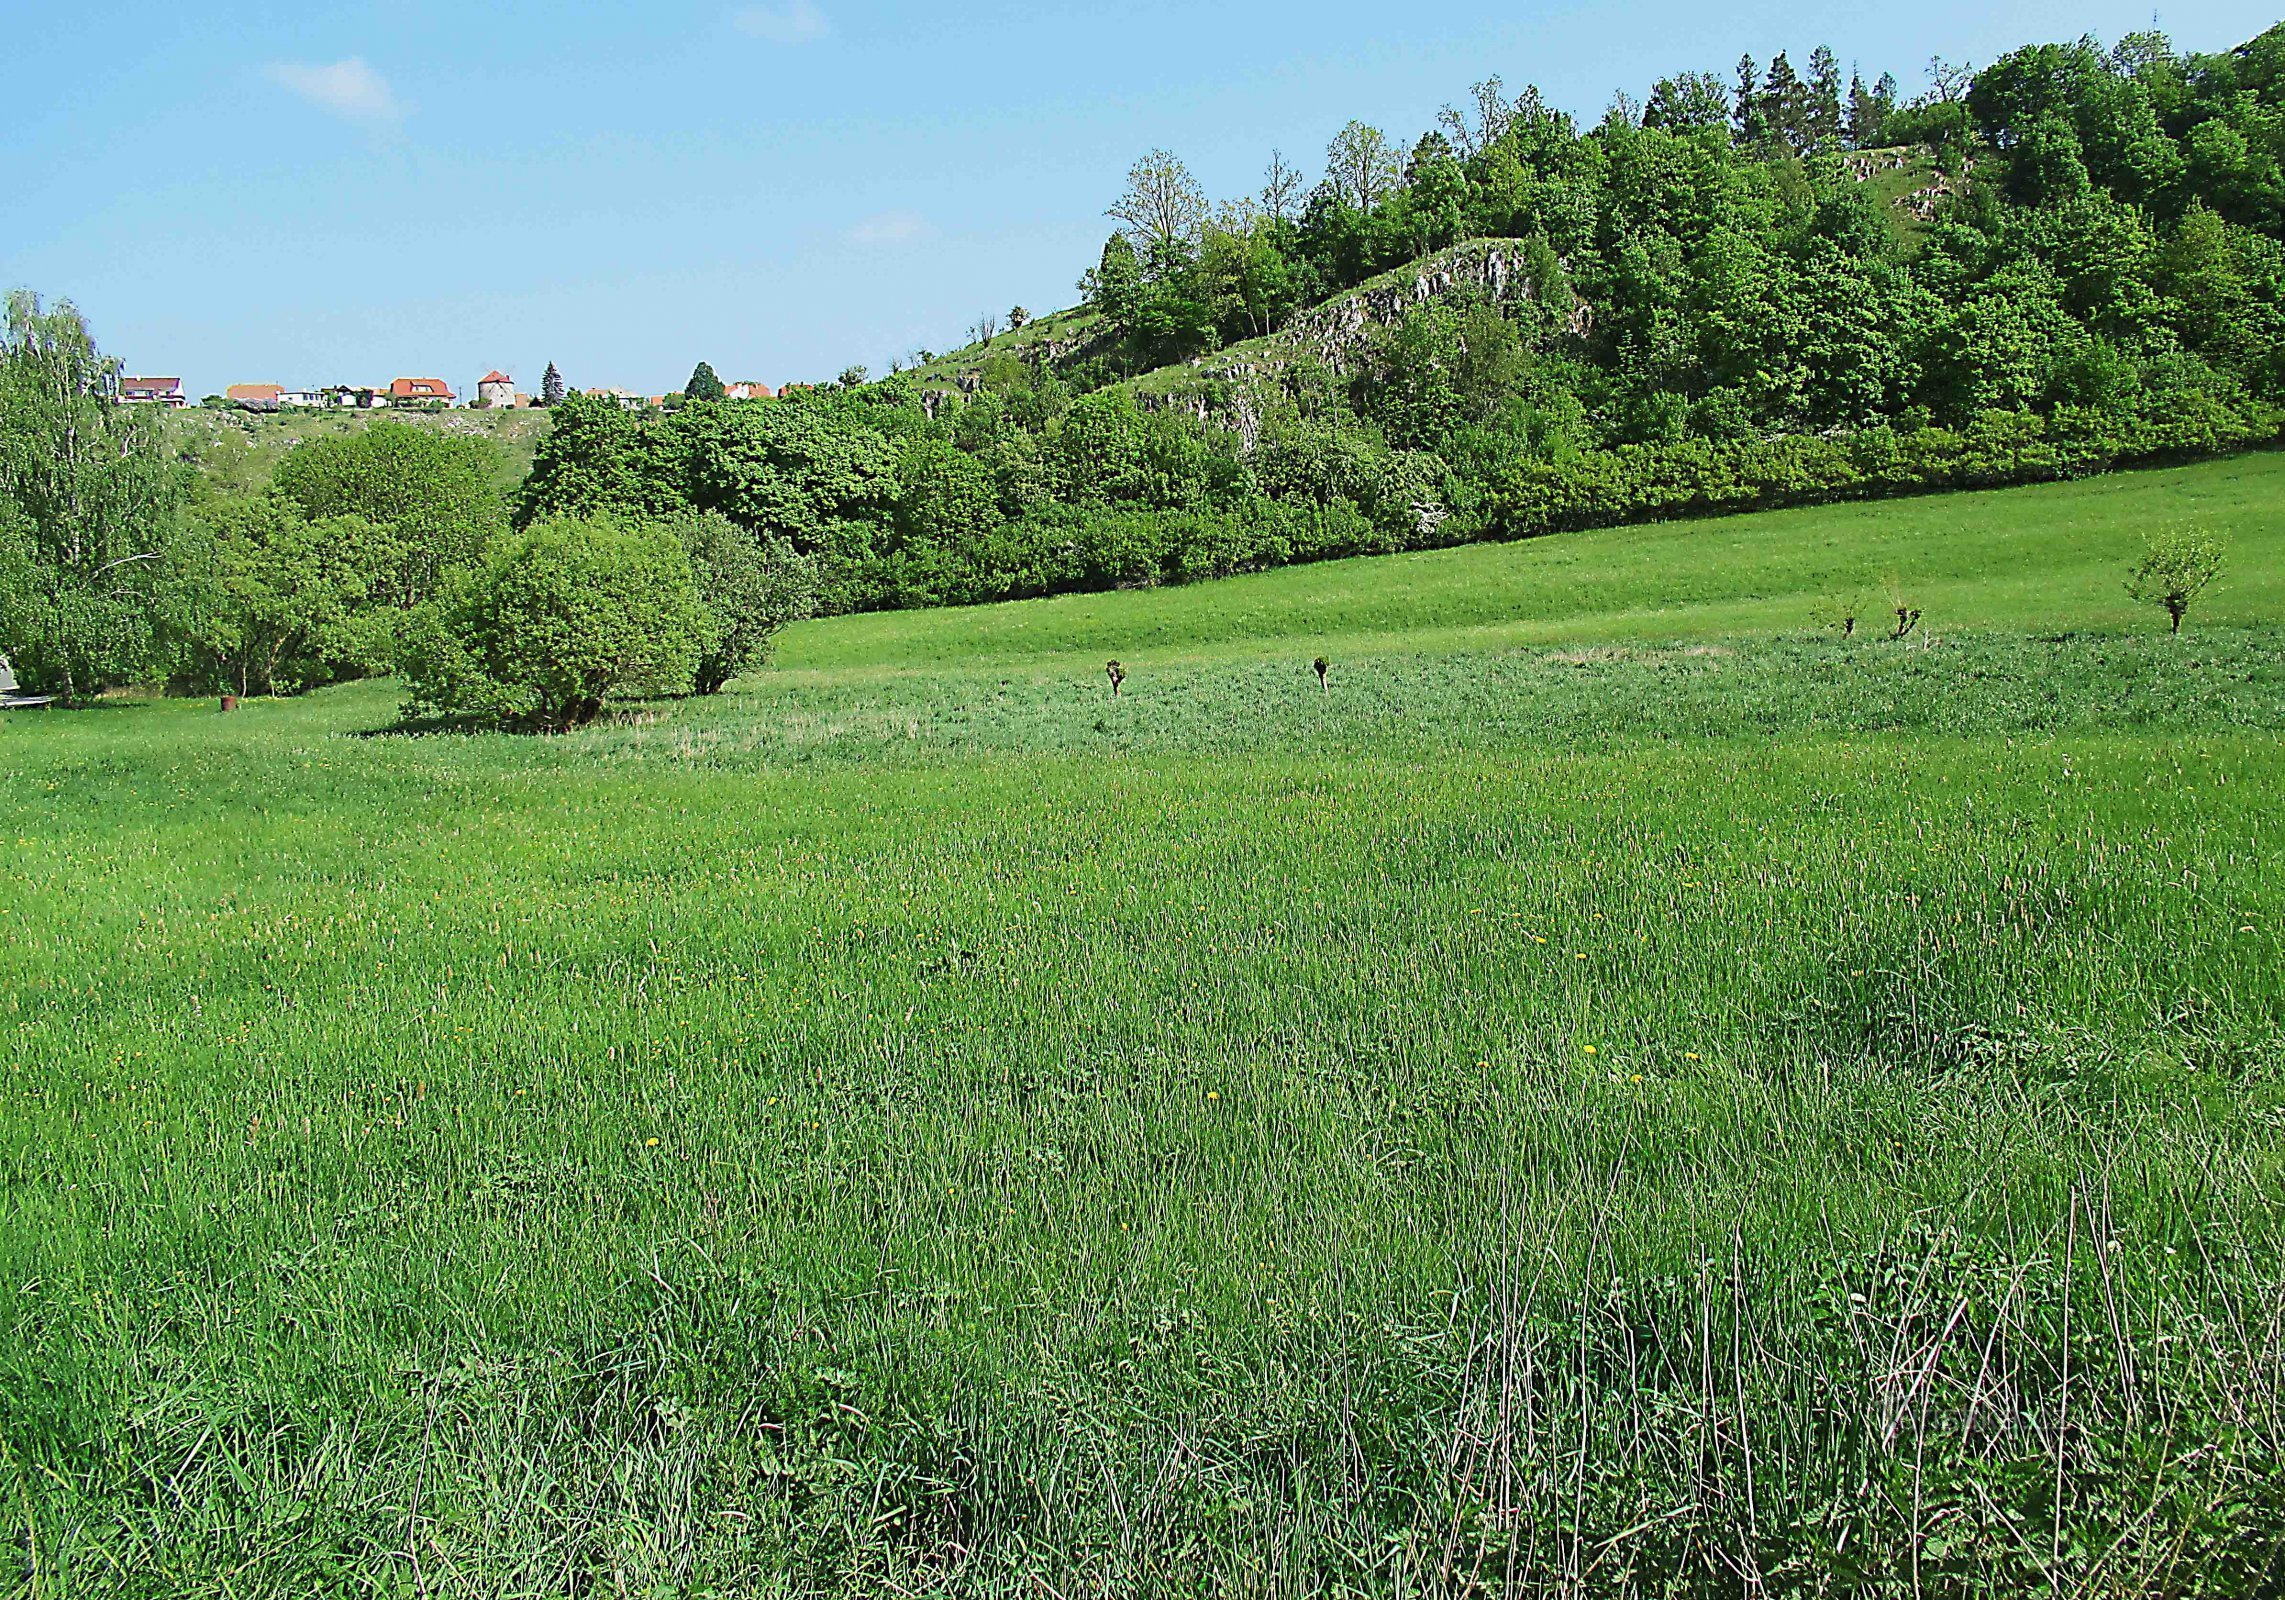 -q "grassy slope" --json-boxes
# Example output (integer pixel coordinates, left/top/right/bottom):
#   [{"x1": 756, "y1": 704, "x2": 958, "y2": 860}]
[
  {"x1": 4, "y1": 458, "x2": 2283, "y2": 1593},
  {"x1": 782, "y1": 451, "x2": 2285, "y2": 672}
]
